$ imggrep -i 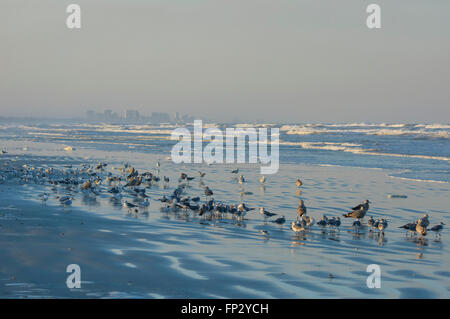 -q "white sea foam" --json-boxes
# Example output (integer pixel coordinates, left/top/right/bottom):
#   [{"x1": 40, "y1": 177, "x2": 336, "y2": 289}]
[
  {"x1": 234, "y1": 123, "x2": 276, "y2": 128},
  {"x1": 387, "y1": 175, "x2": 450, "y2": 184},
  {"x1": 281, "y1": 141, "x2": 450, "y2": 161},
  {"x1": 279, "y1": 124, "x2": 449, "y2": 139}
]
